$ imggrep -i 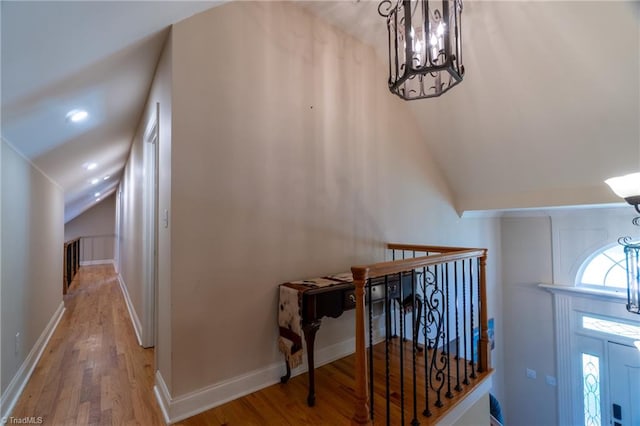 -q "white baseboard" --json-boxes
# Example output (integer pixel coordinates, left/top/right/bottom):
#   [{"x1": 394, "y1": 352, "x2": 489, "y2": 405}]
[
  {"x1": 154, "y1": 337, "x2": 357, "y2": 424},
  {"x1": 154, "y1": 371, "x2": 172, "y2": 425},
  {"x1": 117, "y1": 274, "x2": 143, "y2": 347},
  {"x1": 80, "y1": 259, "x2": 114, "y2": 266},
  {"x1": 0, "y1": 302, "x2": 65, "y2": 419}
]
